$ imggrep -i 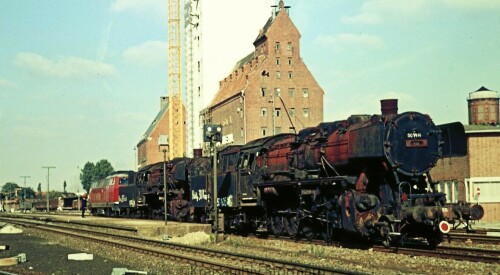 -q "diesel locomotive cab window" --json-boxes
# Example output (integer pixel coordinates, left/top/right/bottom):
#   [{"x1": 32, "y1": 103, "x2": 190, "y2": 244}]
[{"x1": 119, "y1": 177, "x2": 128, "y2": 185}]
